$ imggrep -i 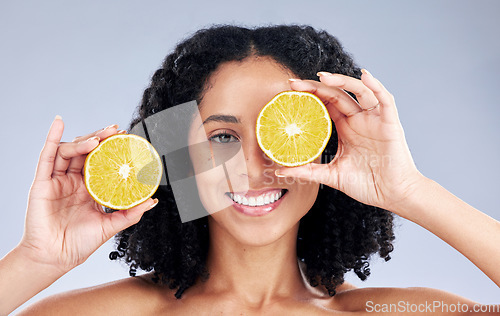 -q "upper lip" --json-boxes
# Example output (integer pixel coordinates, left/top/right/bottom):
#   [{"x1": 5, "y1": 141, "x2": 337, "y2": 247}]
[{"x1": 226, "y1": 188, "x2": 286, "y2": 198}]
